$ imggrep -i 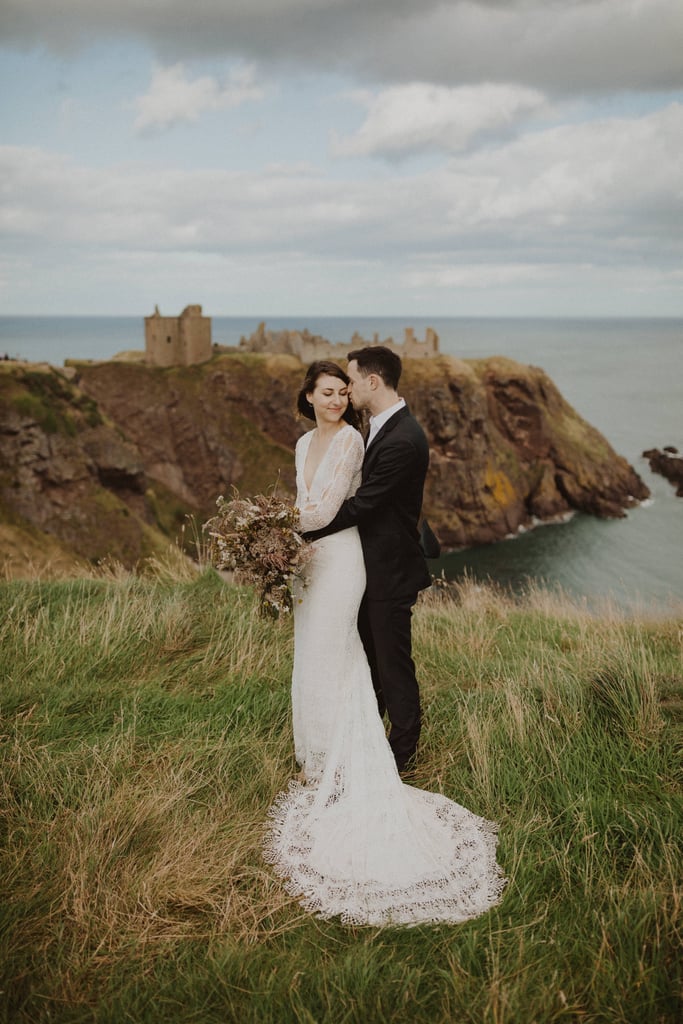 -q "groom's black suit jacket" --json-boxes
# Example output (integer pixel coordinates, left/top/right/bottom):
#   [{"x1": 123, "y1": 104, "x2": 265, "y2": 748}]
[{"x1": 305, "y1": 405, "x2": 432, "y2": 601}]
